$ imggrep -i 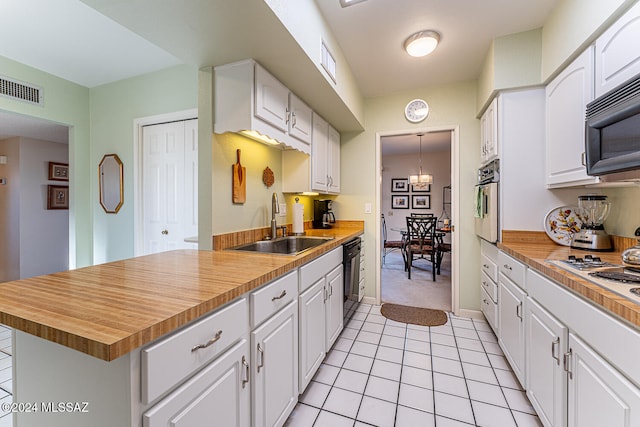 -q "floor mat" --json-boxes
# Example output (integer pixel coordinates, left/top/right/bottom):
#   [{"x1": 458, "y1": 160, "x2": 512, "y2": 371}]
[{"x1": 380, "y1": 303, "x2": 448, "y2": 327}]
